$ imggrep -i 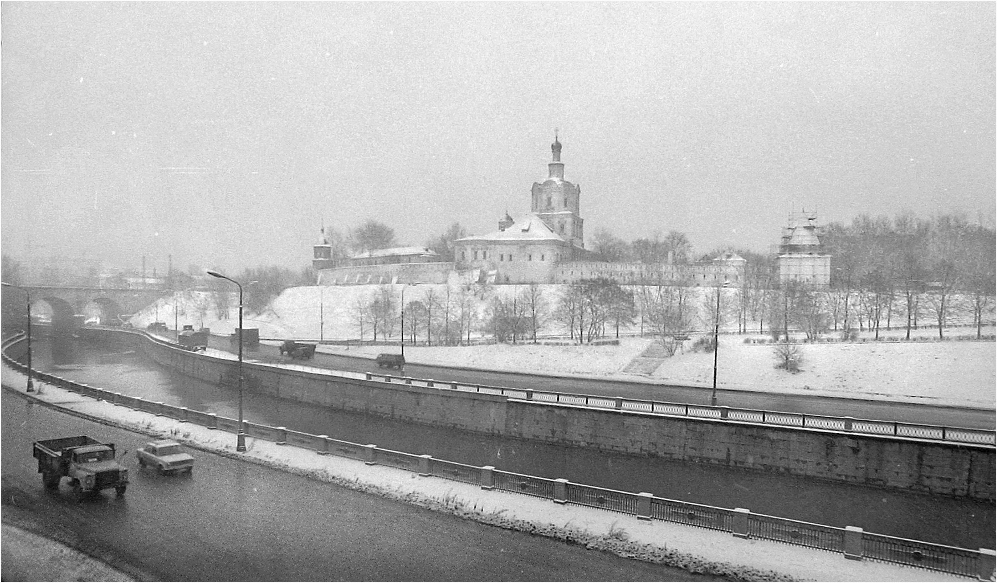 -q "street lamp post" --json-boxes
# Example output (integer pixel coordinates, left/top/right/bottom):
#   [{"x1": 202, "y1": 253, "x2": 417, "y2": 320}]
[
  {"x1": 399, "y1": 283, "x2": 420, "y2": 360},
  {"x1": 2, "y1": 282, "x2": 33, "y2": 392},
  {"x1": 174, "y1": 294, "x2": 179, "y2": 343},
  {"x1": 400, "y1": 285, "x2": 407, "y2": 360},
  {"x1": 319, "y1": 286, "x2": 324, "y2": 343},
  {"x1": 710, "y1": 280, "x2": 729, "y2": 407},
  {"x1": 207, "y1": 271, "x2": 246, "y2": 452}
]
